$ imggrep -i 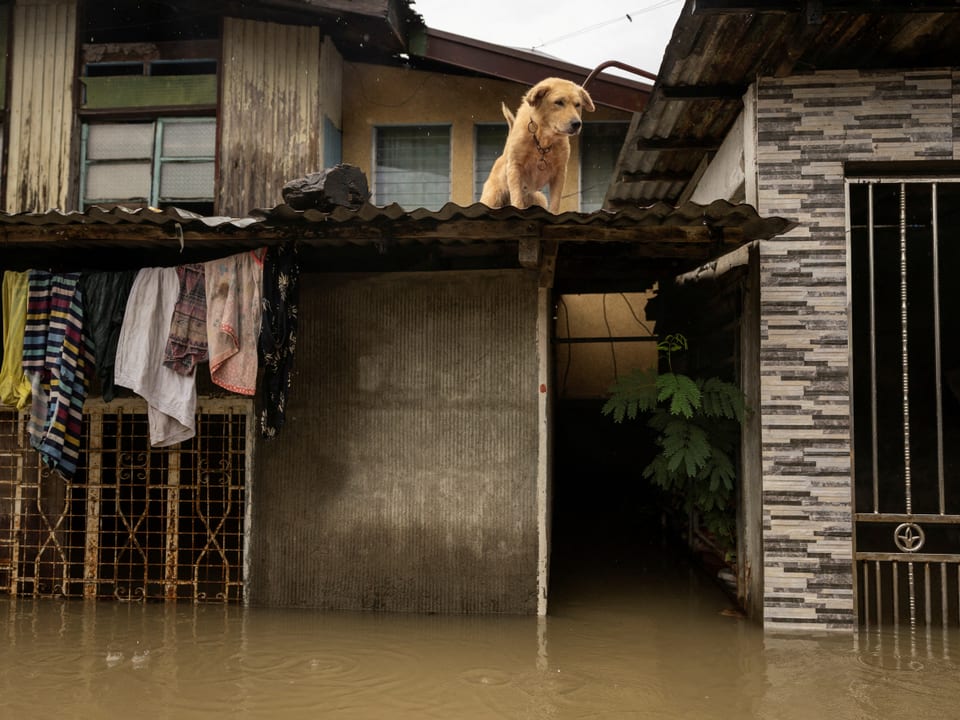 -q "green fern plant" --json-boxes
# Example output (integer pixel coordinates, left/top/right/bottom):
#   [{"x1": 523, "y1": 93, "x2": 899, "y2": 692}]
[{"x1": 602, "y1": 333, "x2": 745, "y2": 550}]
